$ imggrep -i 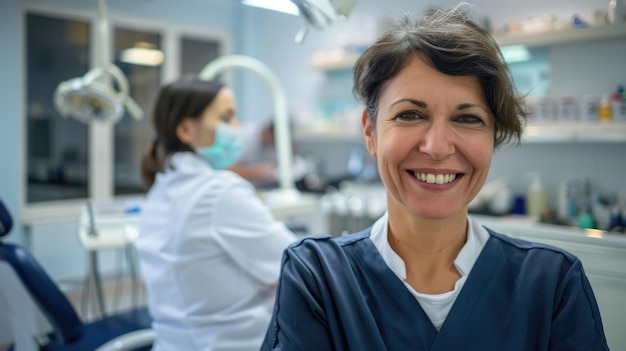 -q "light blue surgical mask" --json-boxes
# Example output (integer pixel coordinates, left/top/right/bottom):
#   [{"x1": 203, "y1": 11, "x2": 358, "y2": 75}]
[{"x1": 196, "y1": 123, "x2": 245, "y2": 169}]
